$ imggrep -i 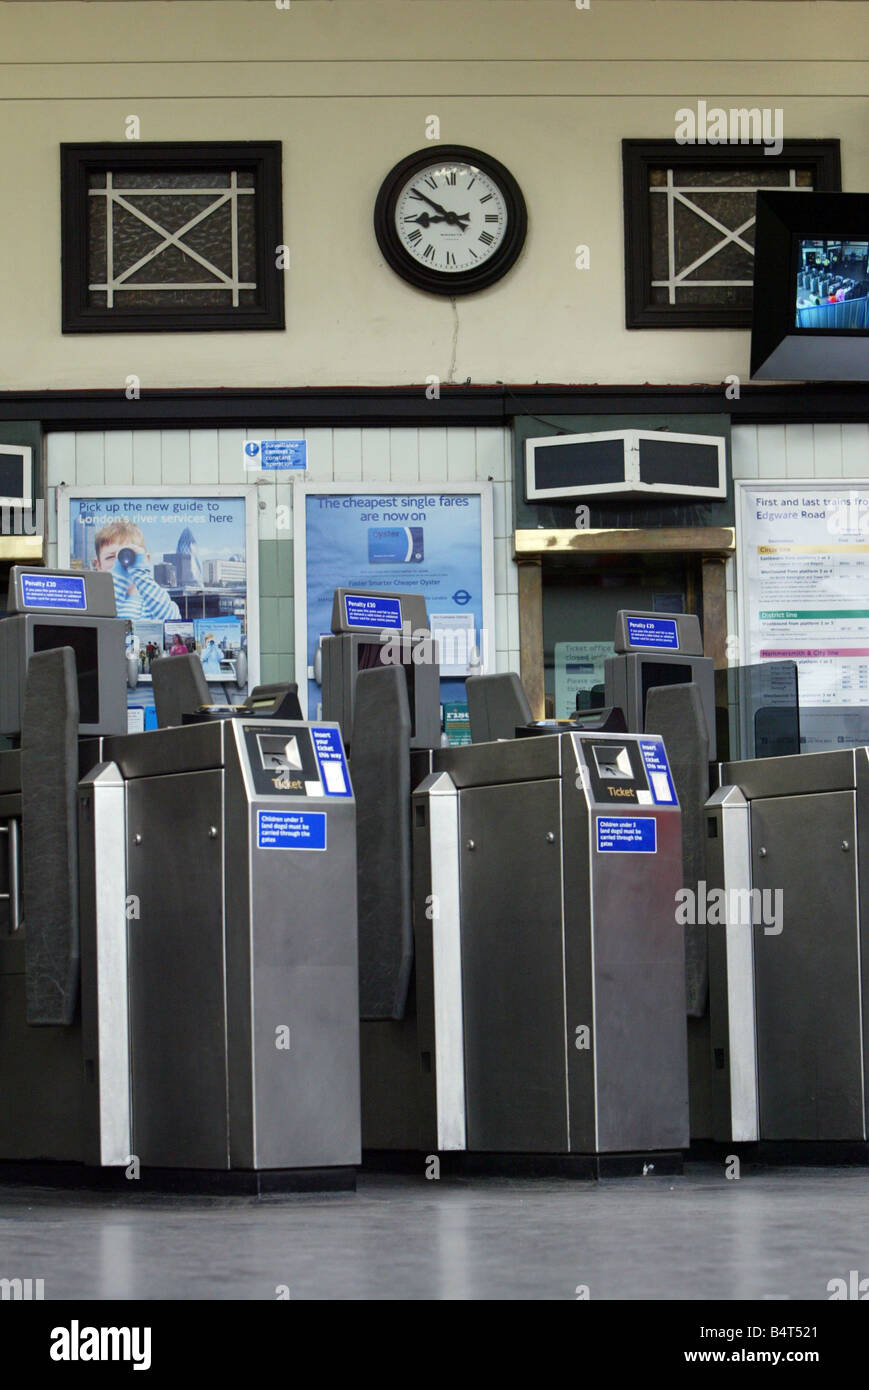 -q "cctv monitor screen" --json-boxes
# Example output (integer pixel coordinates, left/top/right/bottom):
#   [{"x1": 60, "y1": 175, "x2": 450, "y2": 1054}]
[
  {"x1": 751, "y1": 192, "x2": 869, "y2": 381},
  {"x1": 795, "y1": 239, "x2": 869, "y2": 330},
  {"x1": 32, "y1": 623, "x2": 100, "y2": 724}
]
